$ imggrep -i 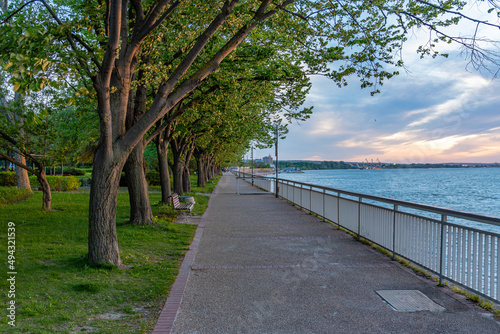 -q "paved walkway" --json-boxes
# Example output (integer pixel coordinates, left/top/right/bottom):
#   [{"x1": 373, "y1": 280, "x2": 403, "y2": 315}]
[{"x1": 153, "y1": 173, "x2": 500, "y2": 333}]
